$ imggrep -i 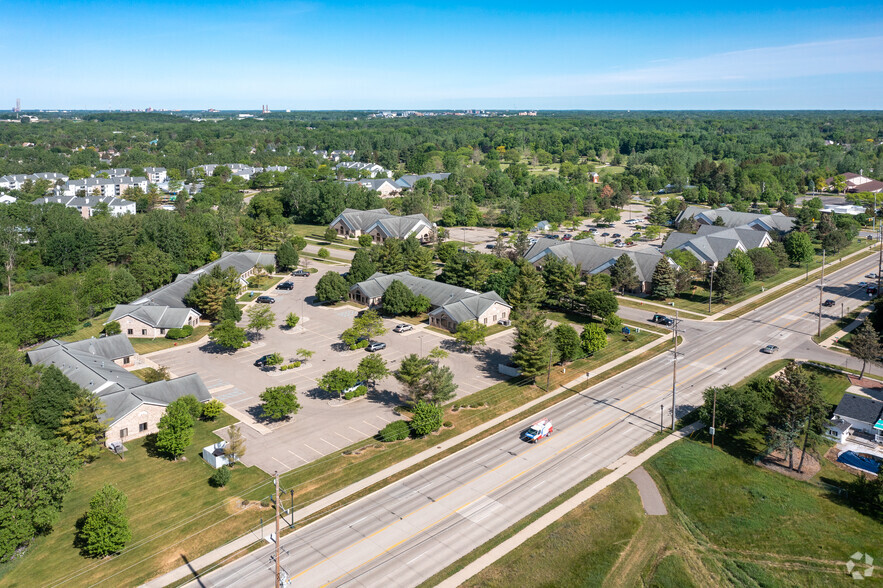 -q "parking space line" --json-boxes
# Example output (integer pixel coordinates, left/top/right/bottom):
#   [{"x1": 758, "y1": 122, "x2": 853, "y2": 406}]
[
  {"x1": 335, "y1": 431, "x2": 352, "y2": 443},
  {"x1": 363, "y1": 420, "x2": 377, "y2": 429},
  {"x1": 350, "y1": 426, "x2": 372, "y2": 437},
  {"x1": 304, "y1": 443, "x2": 324, "y2": 456},
  {"x1": 272, "y1": 456, "x2": 290, "y2": 470},
  {"x1": 320, "y1": 438, "x2": 340, "y2": 449},
  {"x1": 374, "y1": 414, "x2": 392, "y2": 424},
  {"x1": 287, "y1": 450, "x2": 307, "y2": 463}
]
